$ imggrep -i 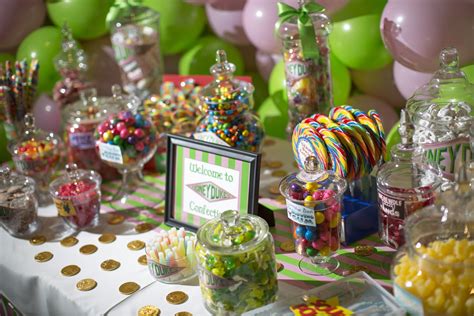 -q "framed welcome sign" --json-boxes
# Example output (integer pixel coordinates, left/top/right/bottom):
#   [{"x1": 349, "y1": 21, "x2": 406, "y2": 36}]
[{"x1": 165, "y1": 134, "x2": 261, "y2": 231}]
